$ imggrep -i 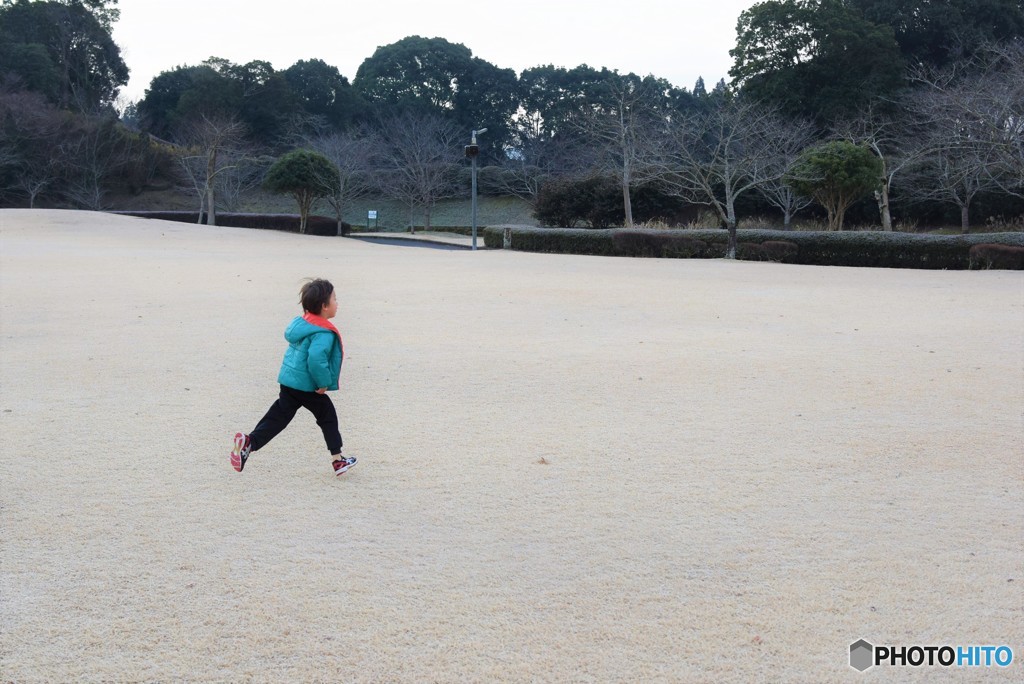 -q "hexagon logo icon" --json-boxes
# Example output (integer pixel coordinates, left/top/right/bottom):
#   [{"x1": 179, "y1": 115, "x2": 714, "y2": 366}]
[{"x1": 850, "y1": 639, "x2": 874, "y2": 671}]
